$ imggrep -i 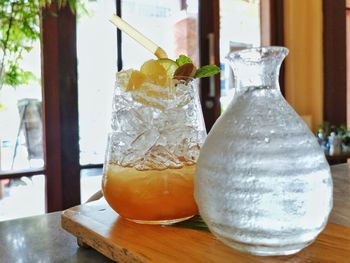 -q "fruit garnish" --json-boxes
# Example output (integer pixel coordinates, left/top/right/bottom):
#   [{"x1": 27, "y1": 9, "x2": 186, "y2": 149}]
[
  {"x1": 140, "y1": 59, "x2": 167, "y2": 86},
  {"x1": 158, "y1": 58, "x2": 178, "y2": 79},
  {"x1": 126, "y1": 70, "x2": 146, "y2": 91},
  {"x1": 117, "y1": 55, "x2": 221, "y2": 111},
  {"x1": 173, "y1": 63, "x2": 197, "y2": 80}
]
